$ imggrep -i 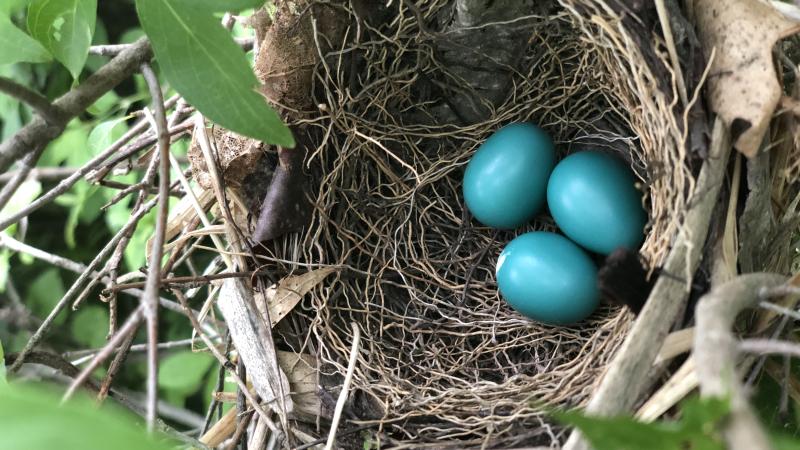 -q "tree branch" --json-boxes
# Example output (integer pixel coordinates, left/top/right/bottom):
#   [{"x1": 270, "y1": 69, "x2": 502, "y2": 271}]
[
  {"x1": 0, "y1": 37, "x2": 152, "y2": 174},
  {"x1": 694, "y1": 273, "x2": 787, "y2": 450},
  {"x1": 0, "y1": 76, "x2": 65, "y2": 124}
]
